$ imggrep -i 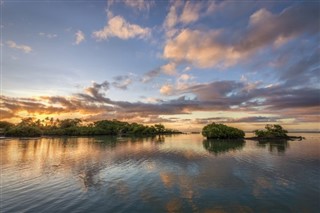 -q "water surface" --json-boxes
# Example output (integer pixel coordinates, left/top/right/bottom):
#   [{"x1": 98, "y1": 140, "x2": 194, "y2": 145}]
[{"x1": 1, "y1": 134, "x2": 319, "y2": 212}]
